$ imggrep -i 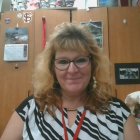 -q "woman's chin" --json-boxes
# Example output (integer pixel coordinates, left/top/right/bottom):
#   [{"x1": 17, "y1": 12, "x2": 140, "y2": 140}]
[{"x1": 64, "y1": 86, "x2": 84, "y2": 95}]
